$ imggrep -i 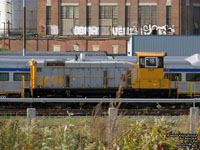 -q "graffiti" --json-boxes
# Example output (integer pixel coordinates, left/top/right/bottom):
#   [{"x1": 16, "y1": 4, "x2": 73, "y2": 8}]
[
  {"x1": 73, "y1": 26, "x2": 86, "y2": 35},
  {"x1": 88, "y1": 26, "x2": 99, "y2": 35},
  {"x1": 112, "y1": 26, "x2": 126, "y2": 35},
  {"x1": 140, "y1": 24, "x2": 175, "y2": 35},
  {"x1": 72, "y1": 25, "x2": 175, "y2": 36},
  {"x1": 51, "y1": 25, "x2": 58, "y2": 35}
]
